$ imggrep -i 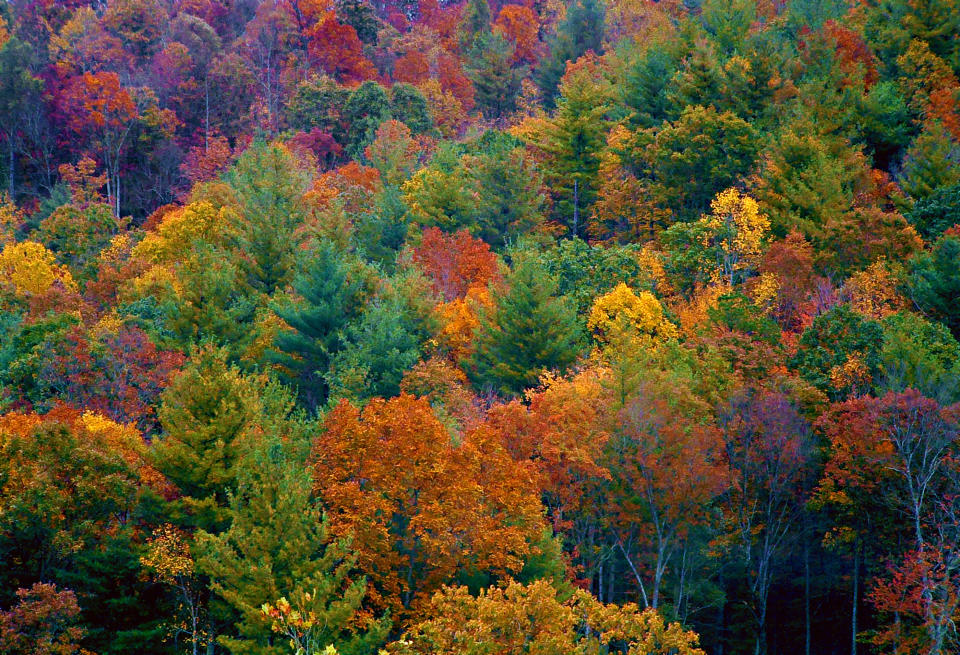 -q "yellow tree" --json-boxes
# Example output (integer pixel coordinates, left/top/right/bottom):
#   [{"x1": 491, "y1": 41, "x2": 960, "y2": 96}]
[
  {"x1": 703, "y1": 188, "x2": 770, "y2": 287},
  {"x1": 387, "y1": 579, "x2": 705, "y2": 655},
  {"x1": 588, "y1": 282, "x2": 678, "y2": 345},
  {"x1": 0, "y1": 241, "x2": 78, "y2": 298}
]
